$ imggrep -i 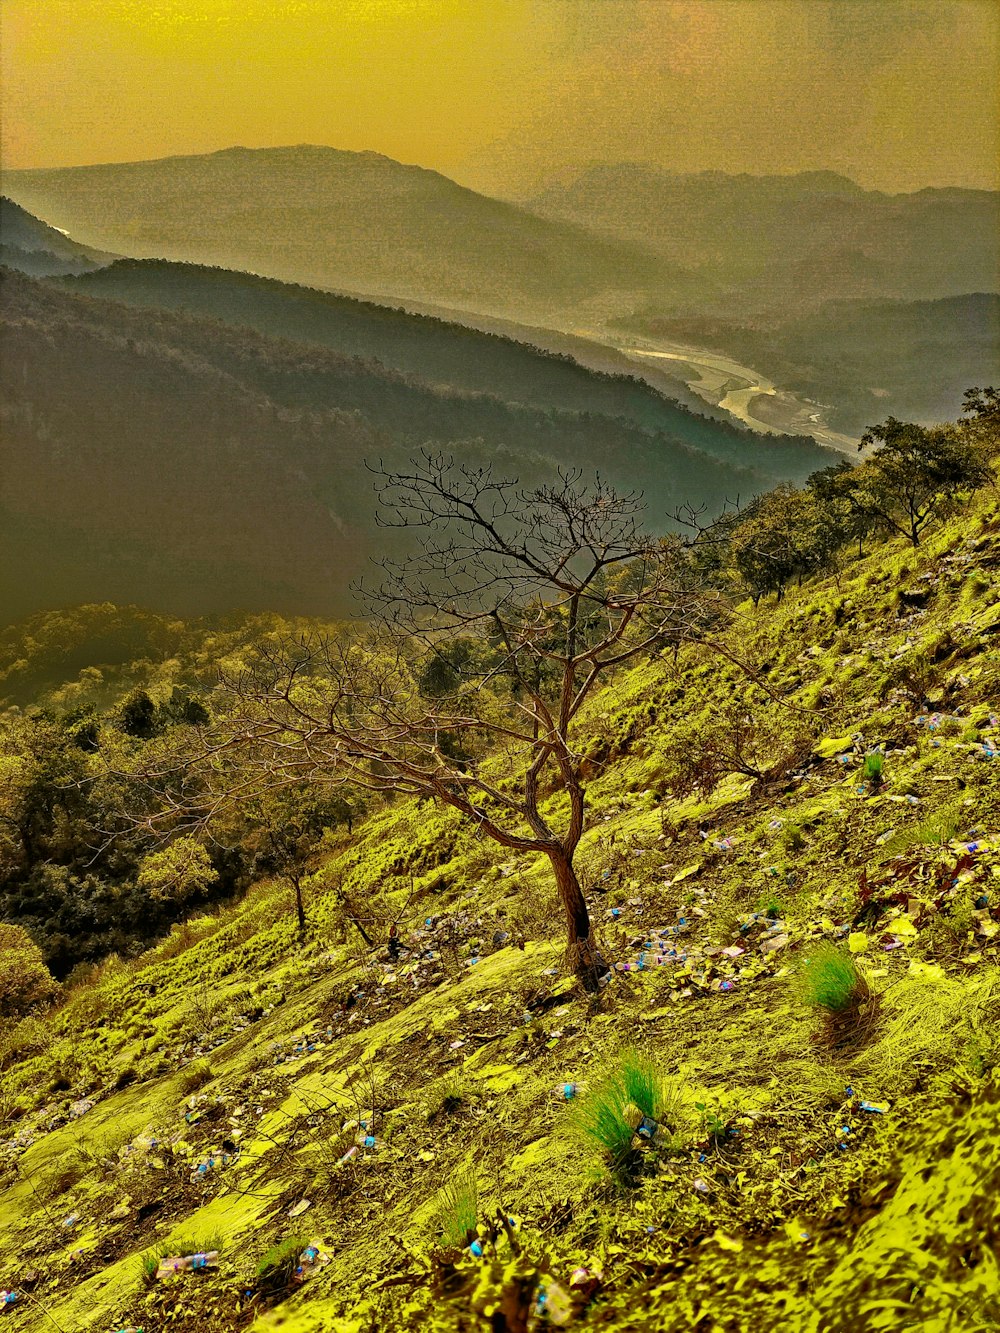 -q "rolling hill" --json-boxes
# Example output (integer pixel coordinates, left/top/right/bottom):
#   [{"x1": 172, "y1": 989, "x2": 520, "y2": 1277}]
[
  {"x1": 1, "y1": 146, "x2": 674, "y2": 323},
  {"x1": 57, "y1": 257, "x2": 746, "y2": 439},
  {"x1": 0, "y1": 268, "x2": 833, "y2": 622}
]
